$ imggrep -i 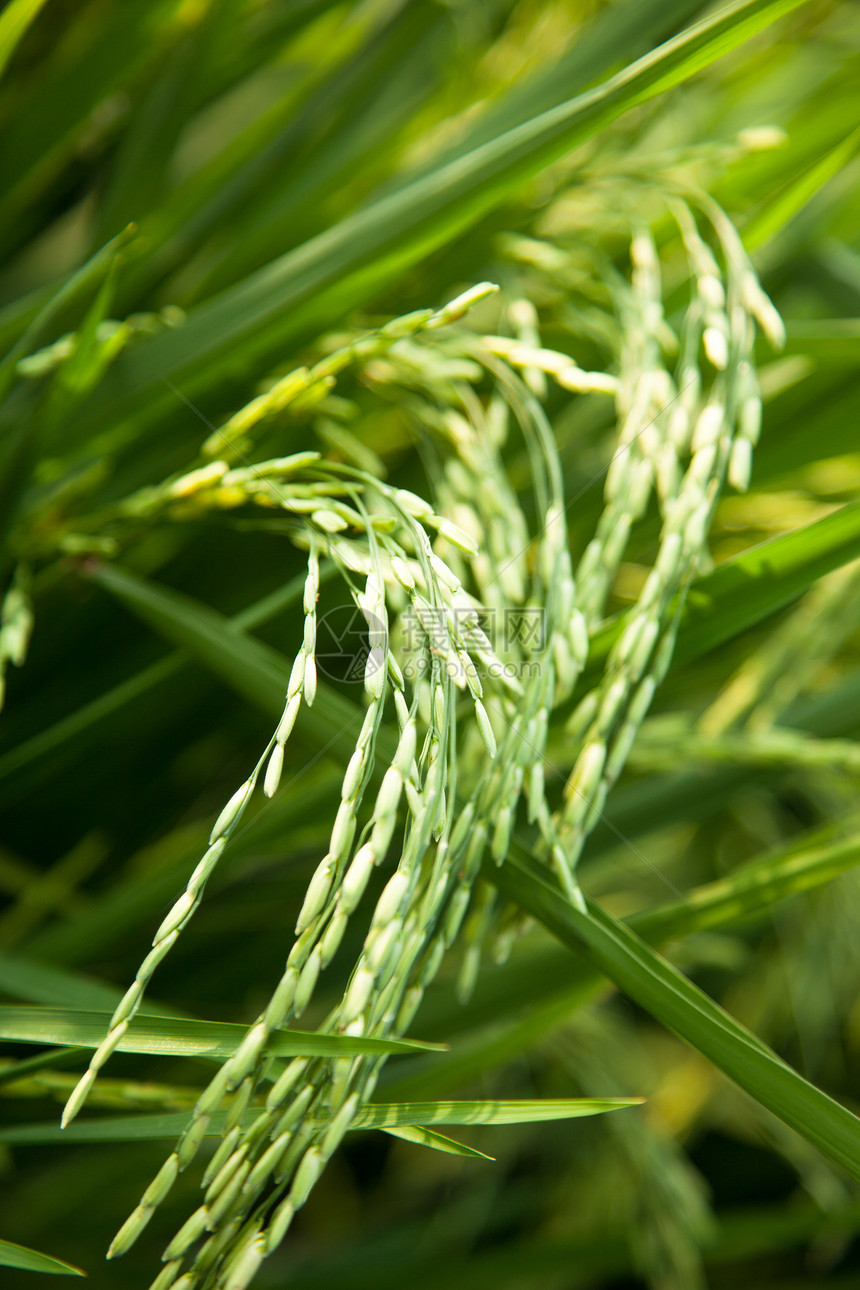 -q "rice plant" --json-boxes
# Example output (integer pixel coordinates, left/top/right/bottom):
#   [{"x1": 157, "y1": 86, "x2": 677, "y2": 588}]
[{"x1": 2, "y1": 2, "x2": 860, "y2": 1288}]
